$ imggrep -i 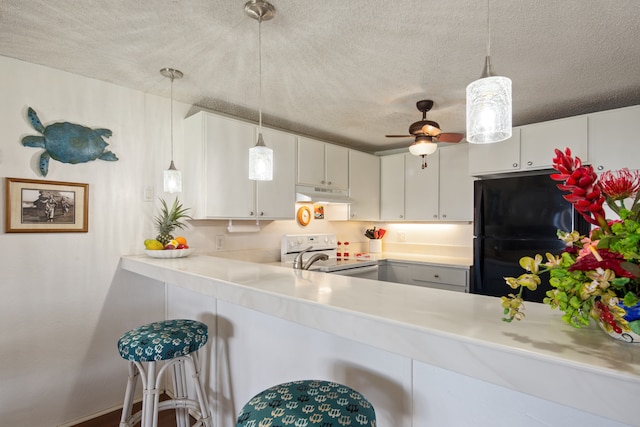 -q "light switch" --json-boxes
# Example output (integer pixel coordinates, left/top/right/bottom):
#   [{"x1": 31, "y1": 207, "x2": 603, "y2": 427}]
[{"x1": 143, "y1": 186, "x2": 154, "y2": 202}]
